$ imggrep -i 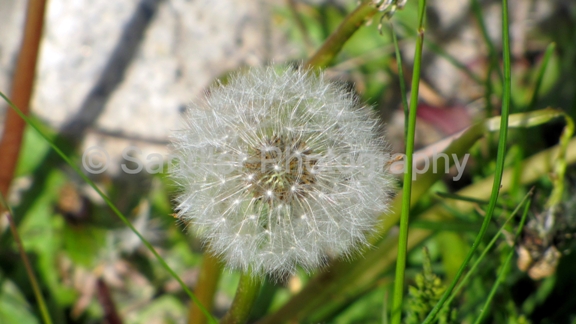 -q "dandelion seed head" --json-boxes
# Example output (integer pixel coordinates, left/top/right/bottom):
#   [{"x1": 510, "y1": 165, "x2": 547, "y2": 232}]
[{"x1": 171, "y1": 66, "x2": 395, "y2": 278}]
